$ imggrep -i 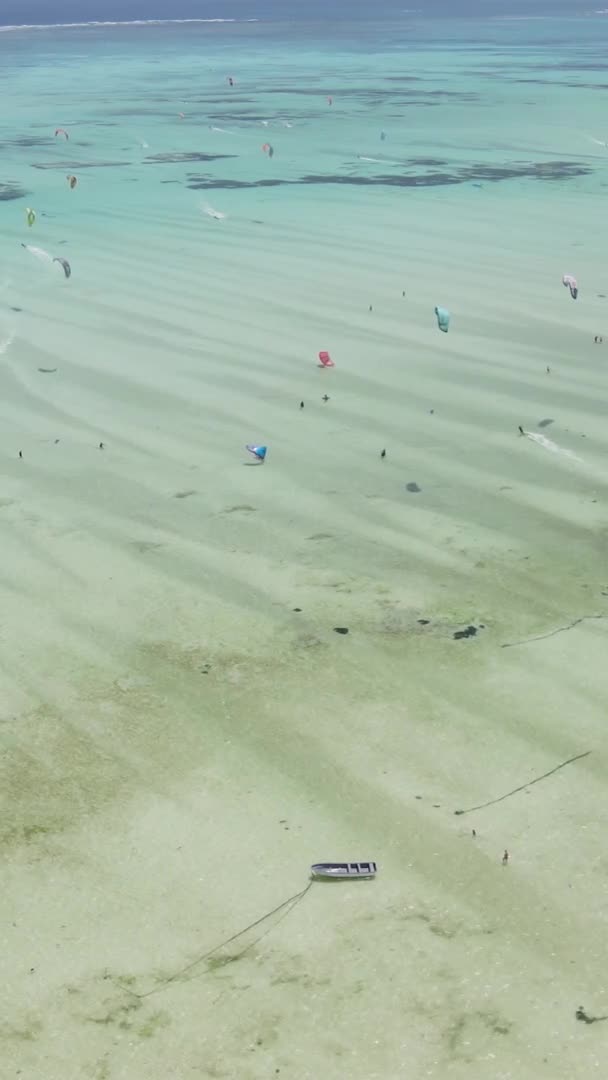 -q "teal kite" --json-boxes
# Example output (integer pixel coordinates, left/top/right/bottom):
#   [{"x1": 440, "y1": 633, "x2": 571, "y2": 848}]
[{"x1": 434, "y1": 306, "x2": 450, "y2": 333}]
